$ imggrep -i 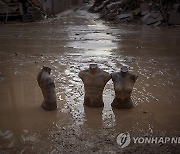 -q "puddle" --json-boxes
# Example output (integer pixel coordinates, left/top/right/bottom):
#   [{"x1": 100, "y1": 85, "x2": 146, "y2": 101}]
[{"x1": 0, "y1": 4, "x2": 180, "y2": 153}]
